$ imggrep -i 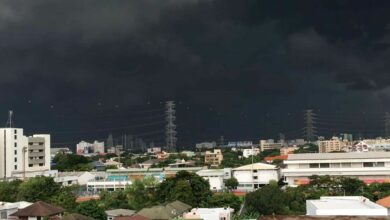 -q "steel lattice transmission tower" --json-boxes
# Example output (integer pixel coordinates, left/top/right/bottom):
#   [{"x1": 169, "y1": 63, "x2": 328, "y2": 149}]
[
  {"x1": 385, "y1": 112, "x2": 390, "y2": 138},
  {"x1": 304, "y1": 109, "x2": 317, "y2": 143},
  {"x1": 165, "y1": 101, "x2": 177, "y2": 152}
]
